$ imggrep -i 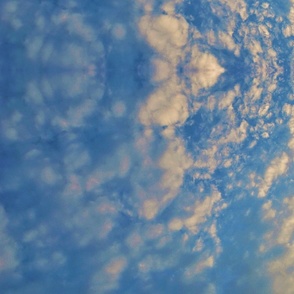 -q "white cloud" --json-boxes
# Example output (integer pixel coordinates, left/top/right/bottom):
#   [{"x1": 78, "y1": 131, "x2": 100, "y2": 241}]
[
  {"x1": 218, "y1": 31, "x2": 239, "y2": 54},
  {"x1": 159, "y1": 138, "x2": 193, "y2": 194},
  {"x1": 90, "y1": 256, "x2": 127, "y2": 293},
  {"x1": 262, "y1": 201, "x2": 276, "y2": 221},
  {"x1": 138, "y1": 253, "x2": 177, "y2": 275},
  {"x1": 139, "y1": 14, "x2": 188, "y2": 63},
  {"x1": 220, "y1": 120, "x2": 248, "y2": 144},
  {"x1": 168, "y1": 218, "x2": 183, "y2": 231},
  {"x1": 41, "y1": 166, "x2": 60, "y2": 185},
  {"x1": 161, "y1": 0, "x2": 182, "y2": 14},
  {"x1": 284, "y1": 1, "x2": 294, "y2": 37},
  {"x1": 139, "y1": 84, "x2": 189, "y2": 127},
  {"x1": 141, "y1": 199, "x2": 160, "y2": 220},
  {"x1": 188, "y1": 47, "x2": 225, "y2": 94},
  {"x1": 105, "y1": 257, "x2": 127, "y2": 276},
  {"x1": 151, "y1": 58, "x2": 172, "y2": 82},
  {"x1": 137, "y1": 10, "x2": 191, "y2": 129},
  {"x1": 137, "y1": 0, "x2": 225, "y2": 223},
  {"x1": 269, "y1": 251, "x2": 294, "y2": 294},
  {"x1": 218, "y1": 85, "x2": 240, "y2": 109},
  {"x1": 183, "y1": 189, "x2": 223, "y2": 234},
  {"x1": 136, "y1": 129, "x2": 192, "y2": 221},
  {"x1": 213, "y1": 0, "x2": 248, "y2": 20},
  {"x1": 62, "y1": 199, "x2": 117, "y2": 245},
  {"x1": 262, "y1": 196, "x2": 294, "y2": 294},
  {"x1": 258, "y1": 153, "x2": 289, "y2": 198},
  {"x1": 282, "y1": 104, "x2": 294, "y2": 150},
  {"x1": 125, "y1": 231, "x2": 143, "y2": 253},
  {"x1": 183, "y1": 254, "x2": 214, "y2": 283},
  {"x1": 194, "y1": 146, "x2": 218, "y2": 174},
  {"x1": 207, "y1": 221, "x2": 222, "y2": 254},
  {"x1": 276, "y1": 197, "x2": 294, "y2": 245},
  {"x1": 144, "y1": 224, "x2": 165, "y2": 240}
]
